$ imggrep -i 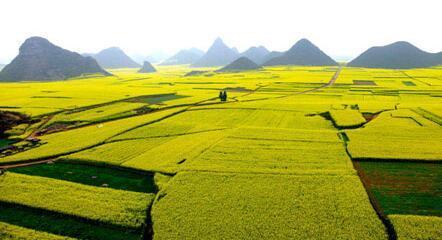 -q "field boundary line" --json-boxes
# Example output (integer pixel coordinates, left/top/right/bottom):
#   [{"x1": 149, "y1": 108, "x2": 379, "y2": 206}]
[
  {"x1": 227, "y1": 136, "x2": 341, "y2": 143},
  {"x1": 352, "y1": 158, "x2": 441, "y2": 164},
  {"x1": 107, "y1": 128, "x2": 229, "y2": 143},
  {"x1": 340, "y1": 131, "x2": 398, "y2": 240},
  {"x1": 237, "y1": 66, "x2": 343, "y2": 103},
  {"x1": 173, "y1": 168, "x2": 356, "y2": 176},
  {"x1": 352, "y1": 161, "x2": 398, "y2": 240},
  {"x1": 0, "y1": 200, "x2": 143, "y2": 232}
]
